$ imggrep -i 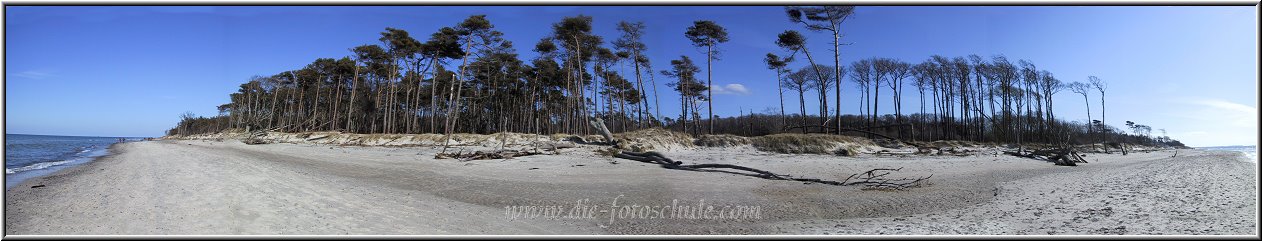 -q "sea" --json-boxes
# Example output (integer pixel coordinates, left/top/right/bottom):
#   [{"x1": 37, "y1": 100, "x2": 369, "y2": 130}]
[
  {"x1": 4, "y1": 134, "x2": 143, "y2": 189},
  {"x1": 1198, "y1": 145, "x2": 1258, "y2": 163}
]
